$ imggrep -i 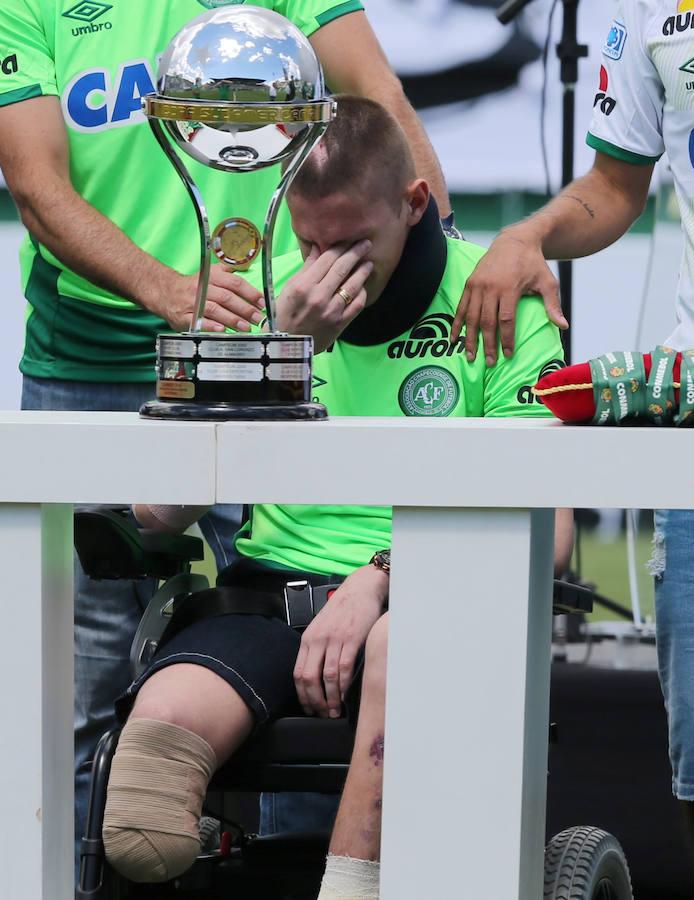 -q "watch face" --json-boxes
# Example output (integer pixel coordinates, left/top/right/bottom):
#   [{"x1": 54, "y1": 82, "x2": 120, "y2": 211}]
[{"x1": 372, "y1": 550, "x2": 391, "y2": 571}]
